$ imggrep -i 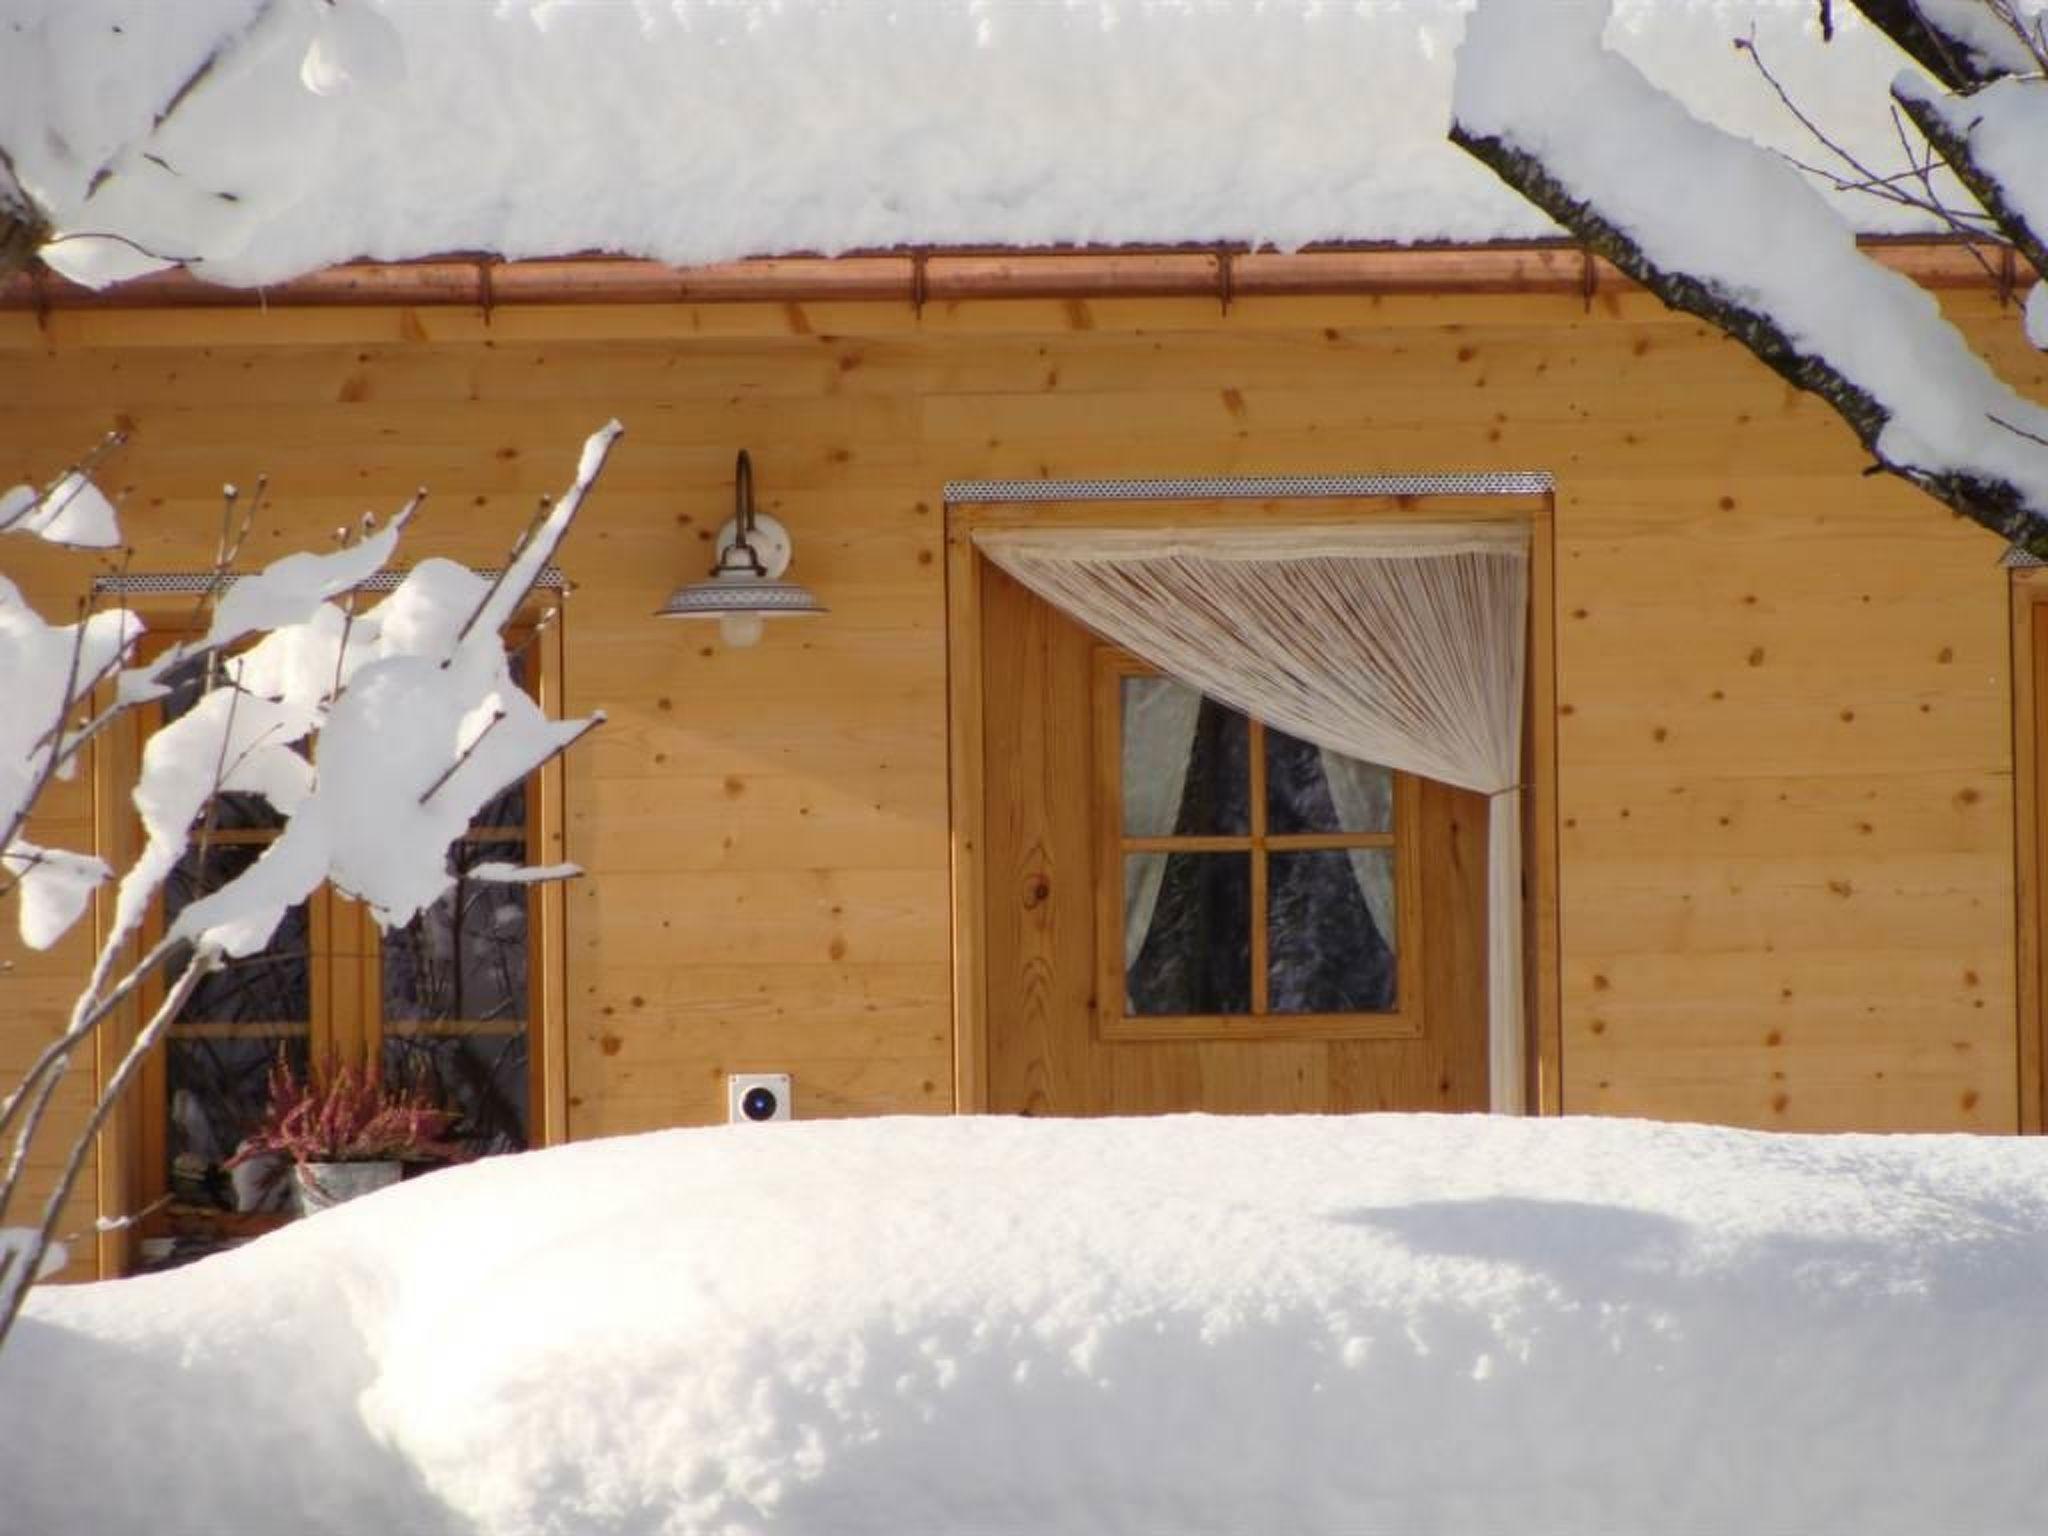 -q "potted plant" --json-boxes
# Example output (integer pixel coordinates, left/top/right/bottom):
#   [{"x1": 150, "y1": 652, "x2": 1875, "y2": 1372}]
[{"x1": 227, "y1": 1055, "x2": 465, "y2": 1216}]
